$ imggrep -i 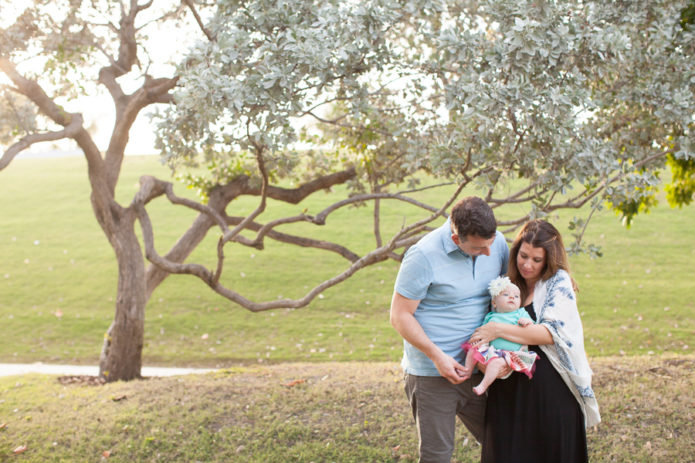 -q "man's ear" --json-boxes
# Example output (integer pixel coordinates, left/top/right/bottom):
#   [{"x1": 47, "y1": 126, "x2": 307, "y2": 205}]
[{"x1": 451, "y1": 233, "x2": 461, "y2": 246}]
